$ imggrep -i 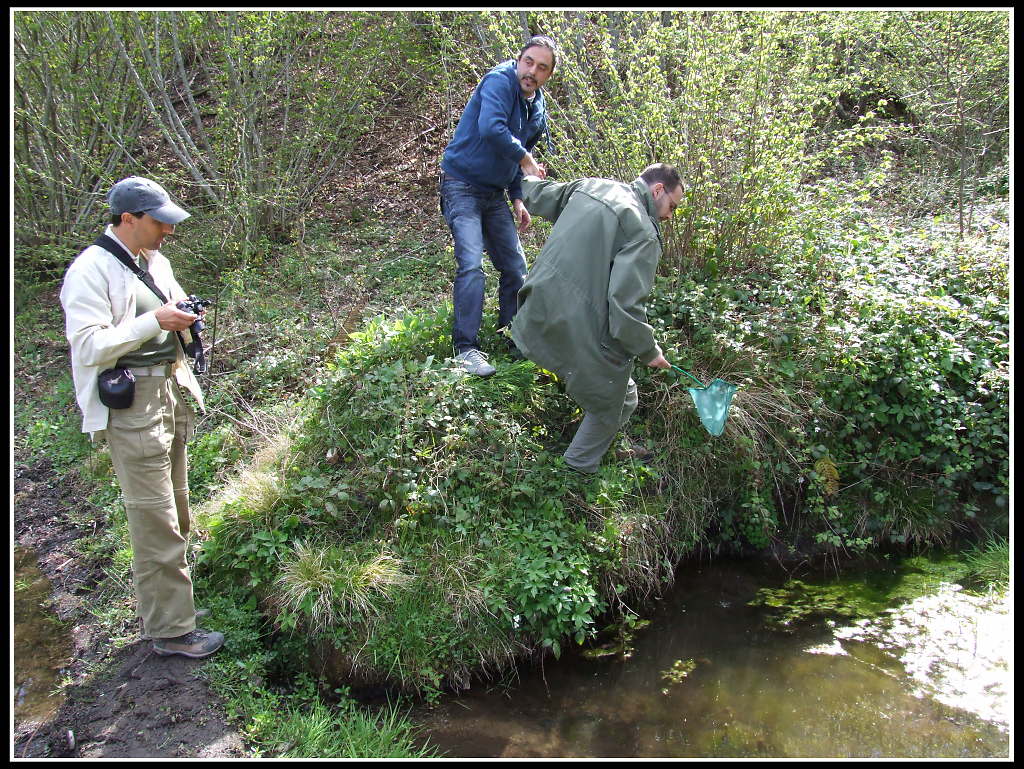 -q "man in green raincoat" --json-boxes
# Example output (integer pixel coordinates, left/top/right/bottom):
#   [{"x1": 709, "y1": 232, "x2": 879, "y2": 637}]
[{"x1": 510, "y1": 164, "x2": 682, "y2": 473}]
